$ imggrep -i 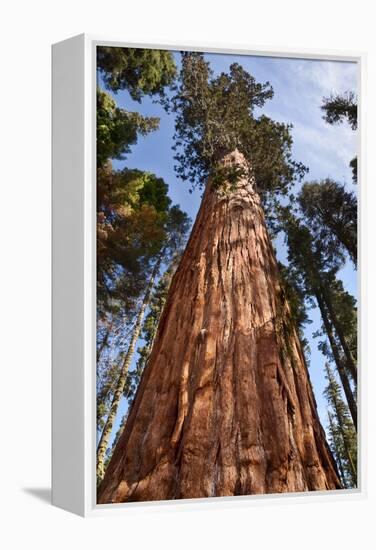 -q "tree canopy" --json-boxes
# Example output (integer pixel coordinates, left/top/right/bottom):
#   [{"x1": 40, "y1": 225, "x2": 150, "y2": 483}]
[
  {"x1": 97, "y1": 165, "x2": 188, "y2": 317},
  {"x1": 321, "y1": 91, "x2": 358, "y2": 183},
  {"x1": 97, "y1": 46, "x2": 176, "y2": 100},
  {"x1": 324, "y1": 362, "x2": 357, "y2": 488},
  {"x1": 321, "y1": 91, "x2": 357, "y2": 130},
  {"x1": 97, "y1": 89, "x2": 159, "y2": 168},
  {"x1": 298, "y1": 179, "x2": 357, "y2": 266},
  {"x1": 168, "y1": 52, "x2": 307, "y2": 196}
]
